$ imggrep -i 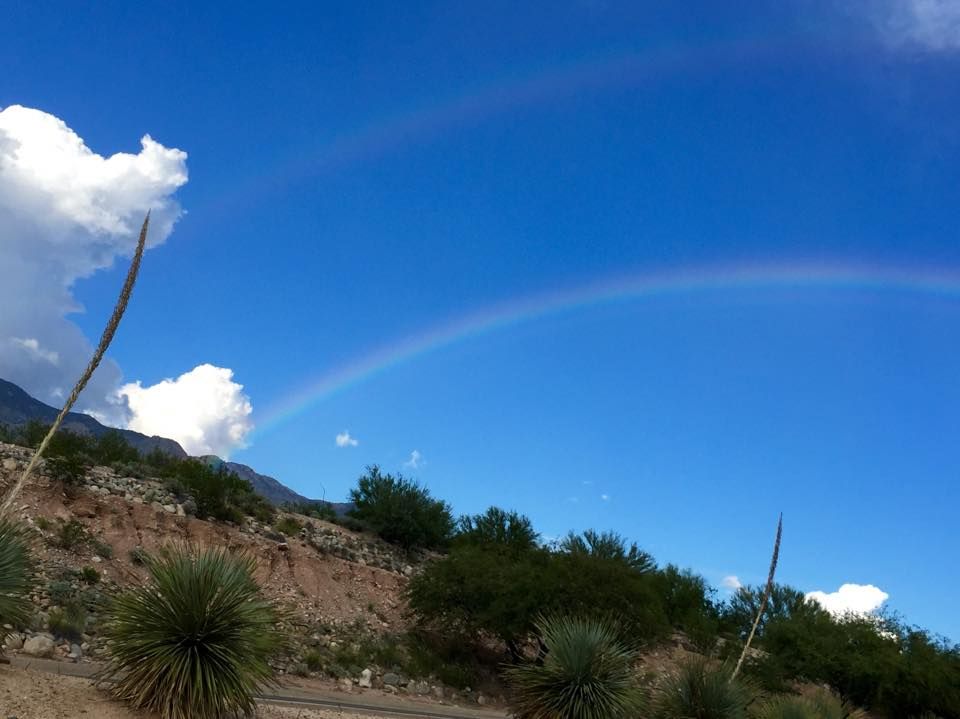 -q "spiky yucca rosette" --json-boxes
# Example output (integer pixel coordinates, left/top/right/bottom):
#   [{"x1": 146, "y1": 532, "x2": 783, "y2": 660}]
[
  {"x1": 97, "y1": 545, "x2": 284, "y2": 719},
  {"x1": 505, "y1": 614, "x2": 643, "y2": 719}
]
